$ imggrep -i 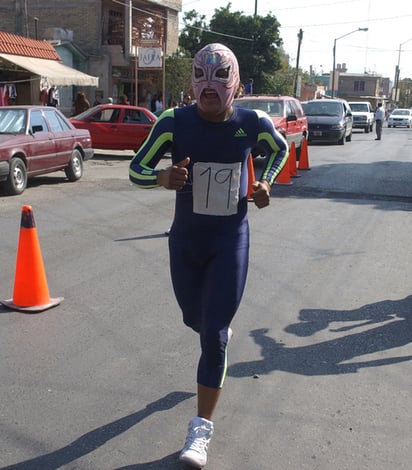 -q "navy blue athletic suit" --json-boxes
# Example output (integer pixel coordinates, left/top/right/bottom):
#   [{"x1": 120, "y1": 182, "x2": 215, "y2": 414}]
[{"x1": 129, "y1": 104, "x2": 288, "y2": 388}]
